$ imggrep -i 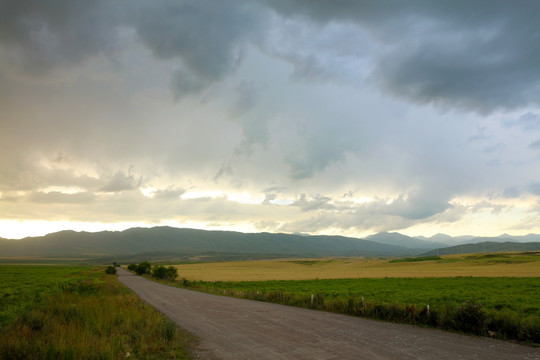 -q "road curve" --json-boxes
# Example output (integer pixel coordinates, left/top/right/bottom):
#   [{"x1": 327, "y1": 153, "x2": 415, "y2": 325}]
[{"x1": 116, "y1": 268, "x2": 540, "y2": 360}]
